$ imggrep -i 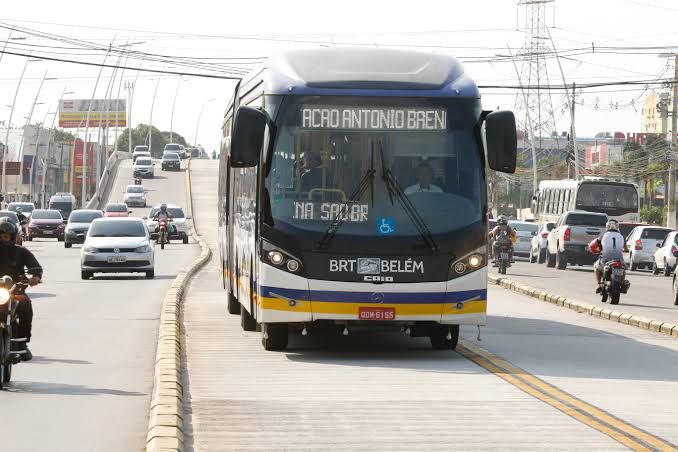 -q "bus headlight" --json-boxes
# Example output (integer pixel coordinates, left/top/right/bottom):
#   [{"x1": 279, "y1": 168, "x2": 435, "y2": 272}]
[
  {"x1": 449, "y1": 247, "x2": 486, "y2": 279},
  {"x1": 286, "y1": 259, "x2": 300, "y2": 272},
  {"x1": 262, "y1": 241, "x2": 303, "y2": 275},
  {"x1": 268, "y1": 251, "x2": 284, "y2": 265},
  {"x1": 0, "y1": 288, "x2": 10, "y2": 304}
]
